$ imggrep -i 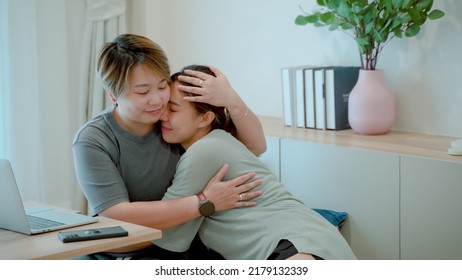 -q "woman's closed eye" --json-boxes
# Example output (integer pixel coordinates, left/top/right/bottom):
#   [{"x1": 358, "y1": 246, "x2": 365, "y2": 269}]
[
  {"x1": 158, "y1": 81, "x2": 168, "y2": 90},
  {"x1": 168, "y1": 101, "x2": 181, "y2": 112},
  {"x1": 168, "y1": 106, "x2": 179, "y2": 113}
]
